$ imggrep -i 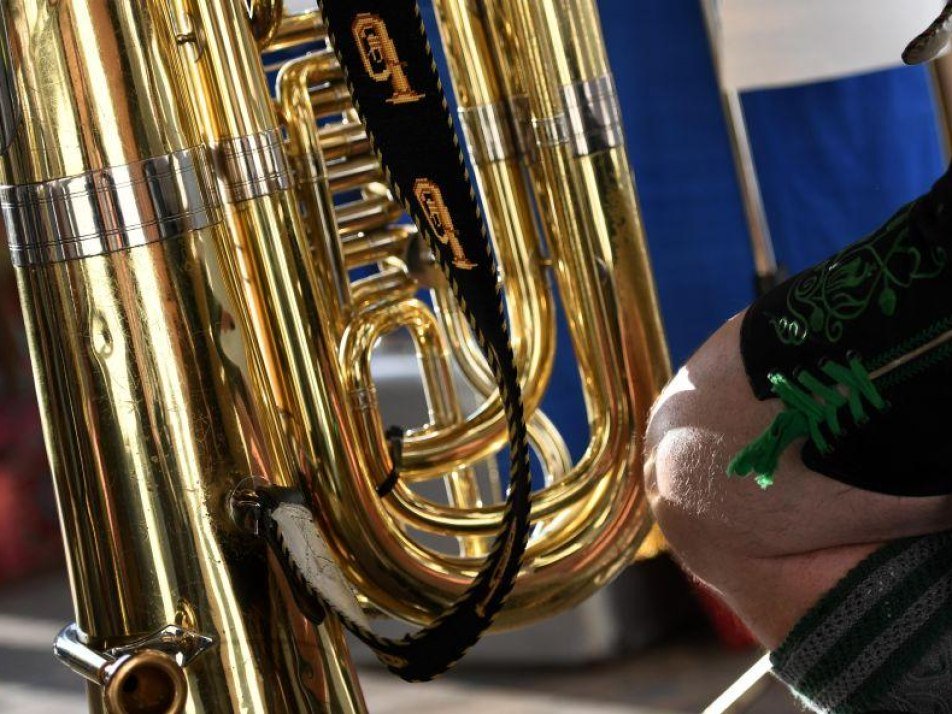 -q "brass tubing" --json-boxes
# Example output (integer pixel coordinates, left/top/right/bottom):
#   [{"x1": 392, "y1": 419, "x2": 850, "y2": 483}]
[
  {"x1": 385, "y1": 0, "x2": 668, "y2": 597},
  {"x1": 277, "y1": 29, "x2": 561, "y2": 483},
  {"x1": 319, "y1": 123, "x2": 371, "y2": 162},
  {"x1": 155, "y1": 0, "x2": 371, "y2": 708},
  {"x1": 245, "y1": 1, "x2": 656, "y2": 624},
  {"x1": 166, "y1": 0, "x2": 503, "y2": 637},
  {"x1": 312, "y1": 82, "x2": 354, "y2": 116},
  {"x1": 278, "y1": 51, "x2": 353, "y2": 335},
  {"x1": 271, "y1": 8, "x2": 327, "y2": 51},
  {"x1": 350, "y1": 266, "x2": 416, "y2": 312},
  {"x1": 343, "y1": 226, "x2": 413, "y2": 268},
  {"x1": 249, "y1": 0, "x2": 285, "y2": 49},
  {"x1": 278, "y1": 0, "x2": 659, "y2": 626},
  {"x1": 0, "y1": 1, "x2": 369, "y2": 711},
  {"x1": 386, "y1": 0, "x2": 624, "y2": 543},
  {"x1": 336, "y1": 195, "x2": 405, "y2": 236},
  {"x1": 253, "y1": 1, "x2": 665, "y2": 628},
  {"x1": 427, "y1": 0, "x2": 566, "y2": 471},
  {"x1": 342, "y1": 296, "x2": 490, "y2": 556},
  {"x1": 326, "y1": 154, "x2": 384, "y2": 192}
]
